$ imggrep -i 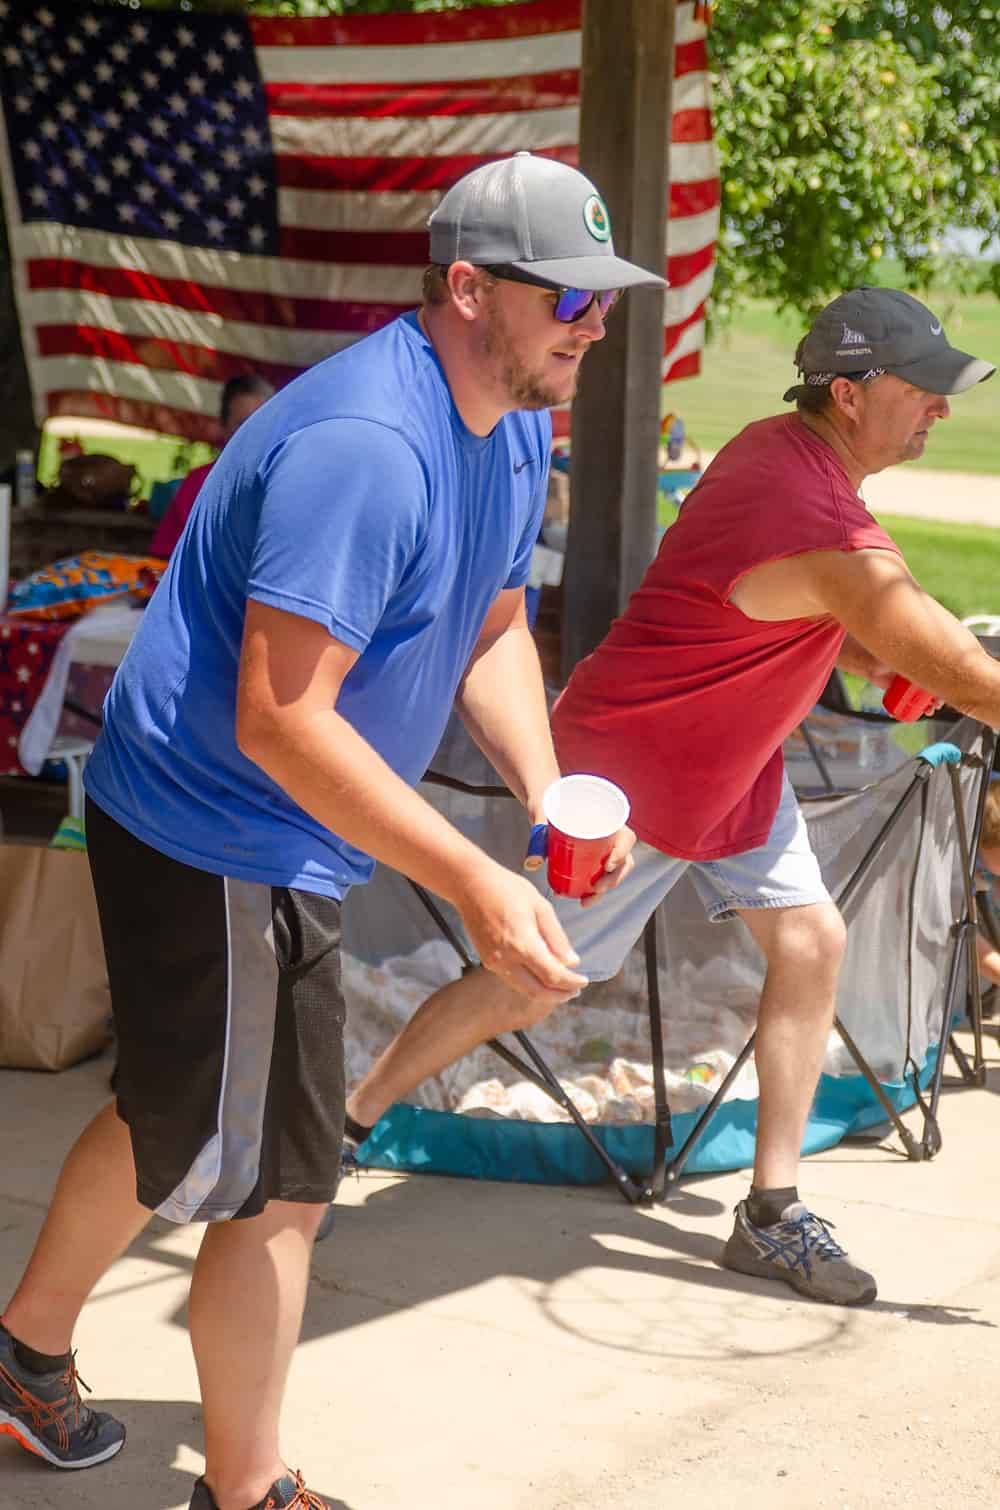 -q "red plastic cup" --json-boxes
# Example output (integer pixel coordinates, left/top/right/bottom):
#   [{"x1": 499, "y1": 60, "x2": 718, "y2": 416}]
[
  {"x1": 882, "y1": 674, "x2": 936, "y2": 722},
  {"x1": 542, "y1": 775, "x2": 630, "y2": 898}
]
